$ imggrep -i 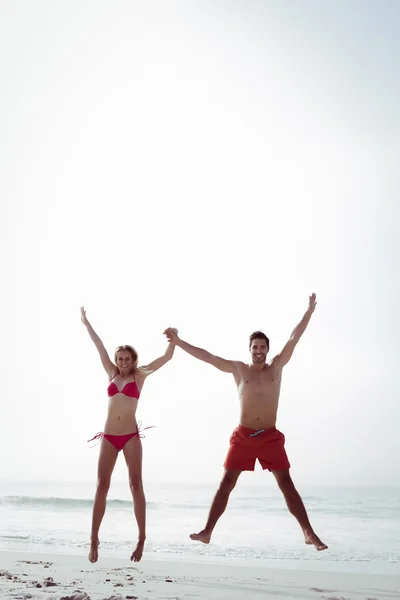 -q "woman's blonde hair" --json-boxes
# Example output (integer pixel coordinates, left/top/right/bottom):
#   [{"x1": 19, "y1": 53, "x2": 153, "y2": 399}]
[{"x1": 114, "y1": 345, "x2": 149, "y2": 376}]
